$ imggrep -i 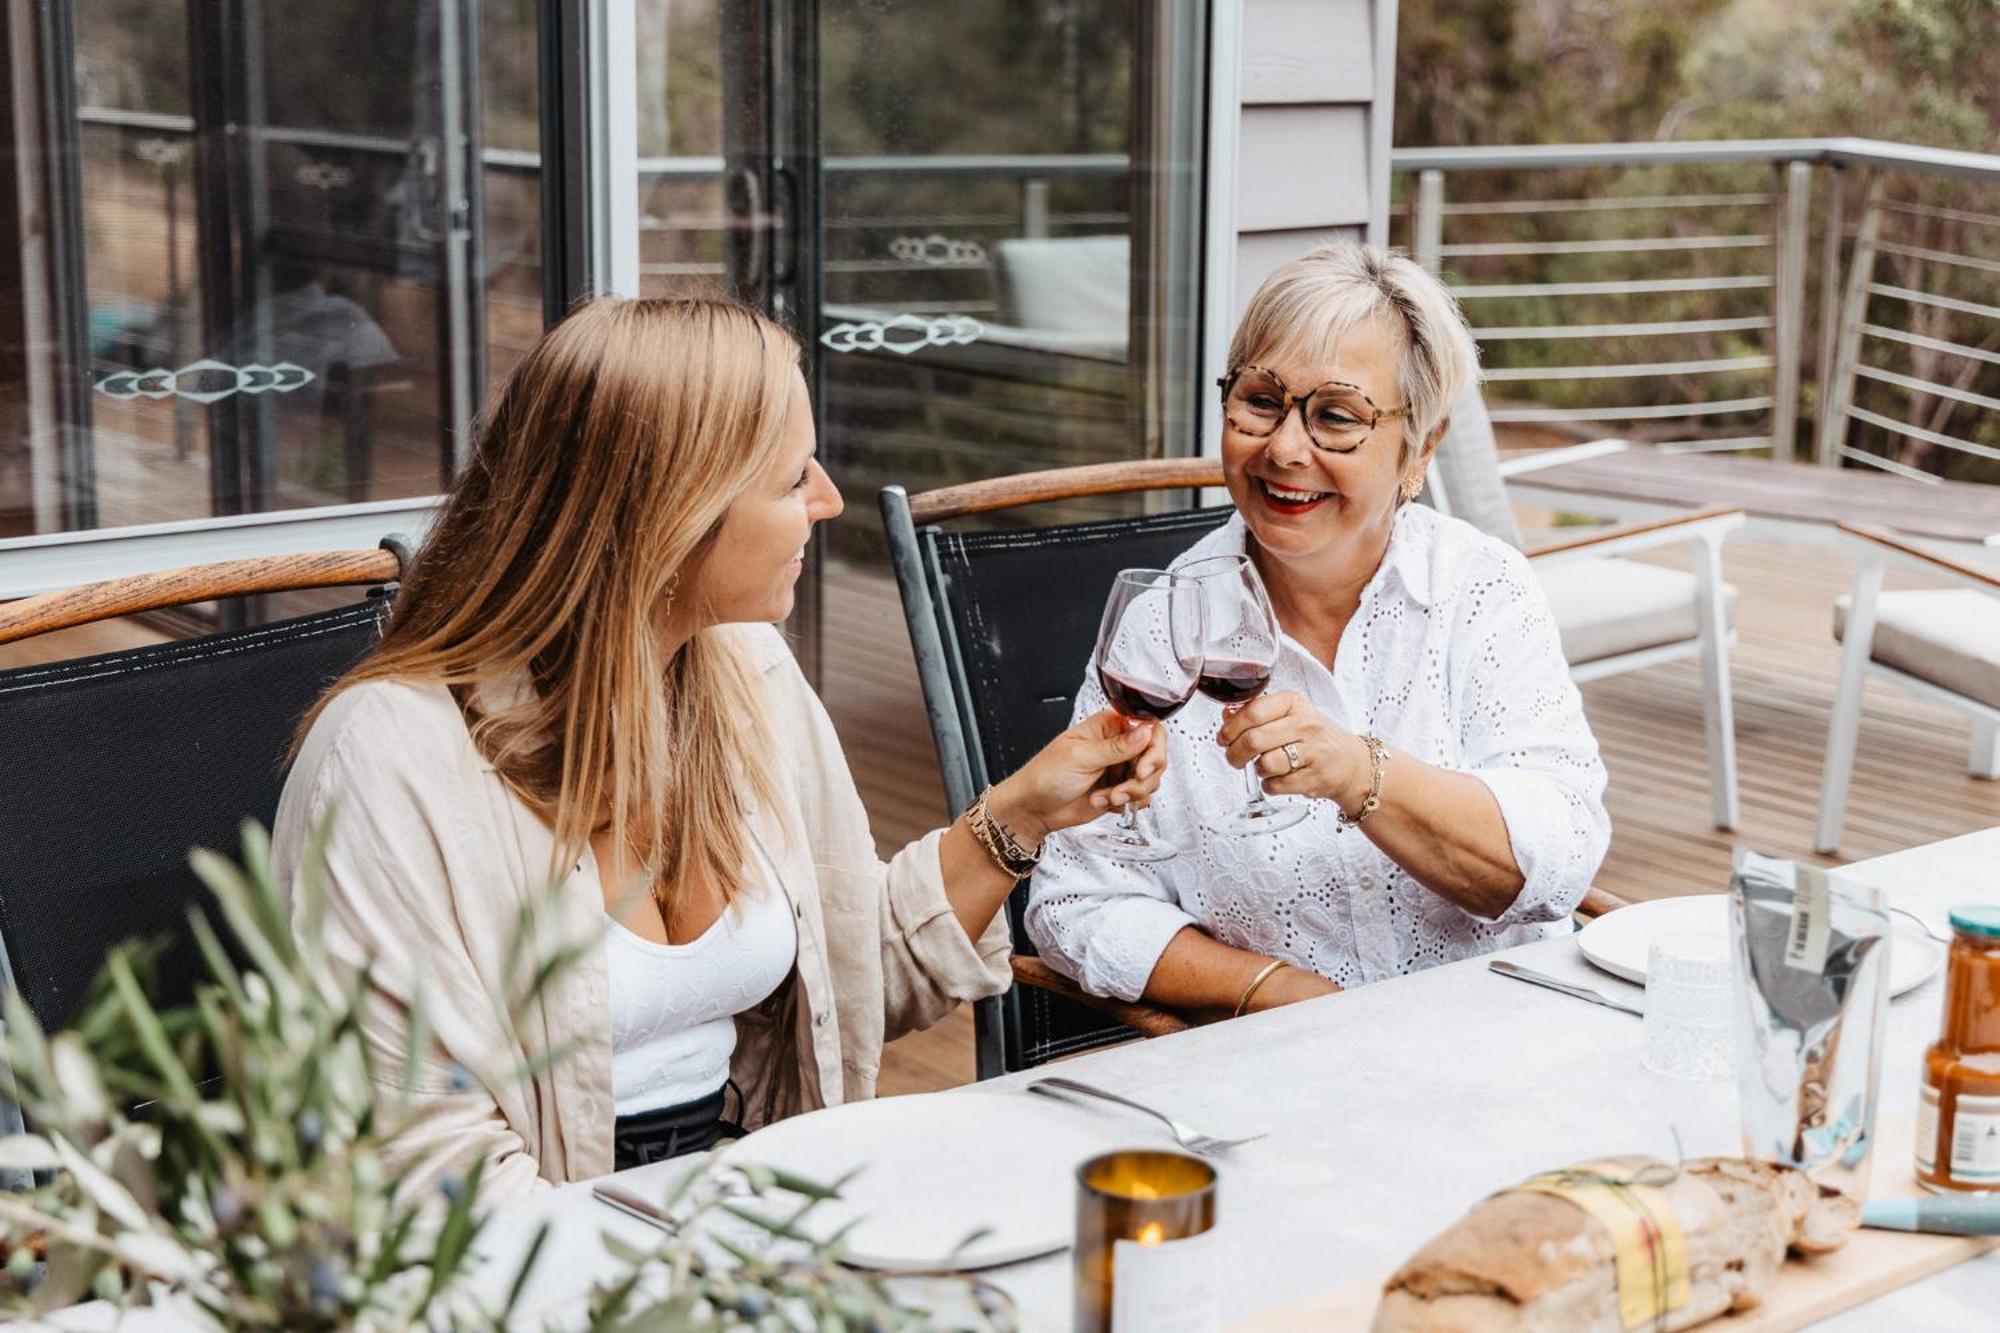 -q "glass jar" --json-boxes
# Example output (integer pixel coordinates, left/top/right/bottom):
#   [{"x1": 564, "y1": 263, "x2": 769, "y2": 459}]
[{"x1": 1917, "y1": 904, "x2": 2000, "y2": 1192}]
